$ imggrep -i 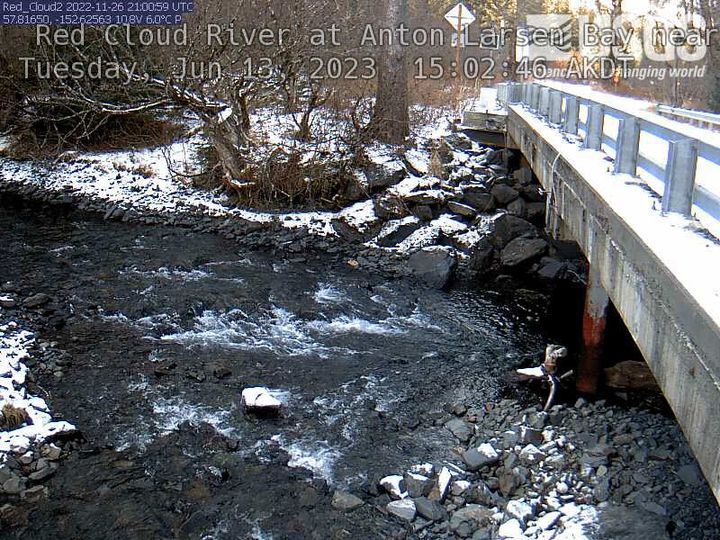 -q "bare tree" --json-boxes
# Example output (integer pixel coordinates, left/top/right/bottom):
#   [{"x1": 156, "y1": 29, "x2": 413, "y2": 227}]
[{"x1": 370, "y1": 0, "x2": 410, "y2": 144}]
